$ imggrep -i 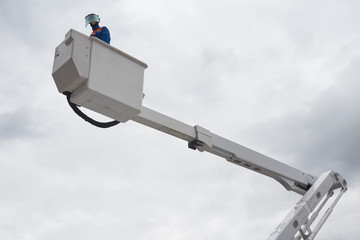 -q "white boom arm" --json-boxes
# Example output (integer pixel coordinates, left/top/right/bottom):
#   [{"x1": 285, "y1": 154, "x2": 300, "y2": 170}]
[
  {"x1": 134, "y1": 107, "x2": 316, "y2": 195},
  {"x1": 135, "y1": 107, "x2": 347, "y2": 240},
  {"x1": 52, "y1": 29, "x2": 347, "y2": 240}
]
